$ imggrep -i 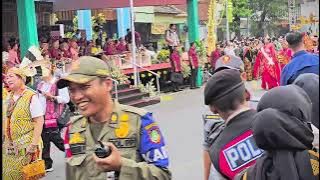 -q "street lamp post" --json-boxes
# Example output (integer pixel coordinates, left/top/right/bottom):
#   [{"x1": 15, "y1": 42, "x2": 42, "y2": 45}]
[
  {"x1": 129, "y1": 0, "x2": 138, "y2": 86},
  {"x1": 225, "y1": 0, "x2": 230, "y2": 42}
]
